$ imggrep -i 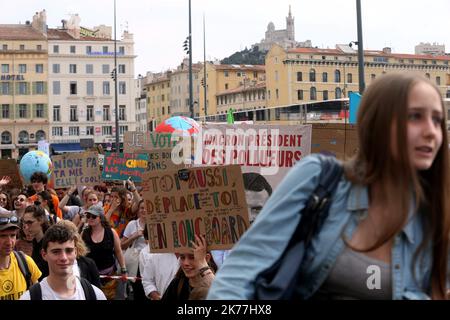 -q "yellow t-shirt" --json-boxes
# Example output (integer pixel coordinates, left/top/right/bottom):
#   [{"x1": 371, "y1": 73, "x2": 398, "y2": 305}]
[{"x1": 0, "y1": 252, "x2": 42, "y2": 300}]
